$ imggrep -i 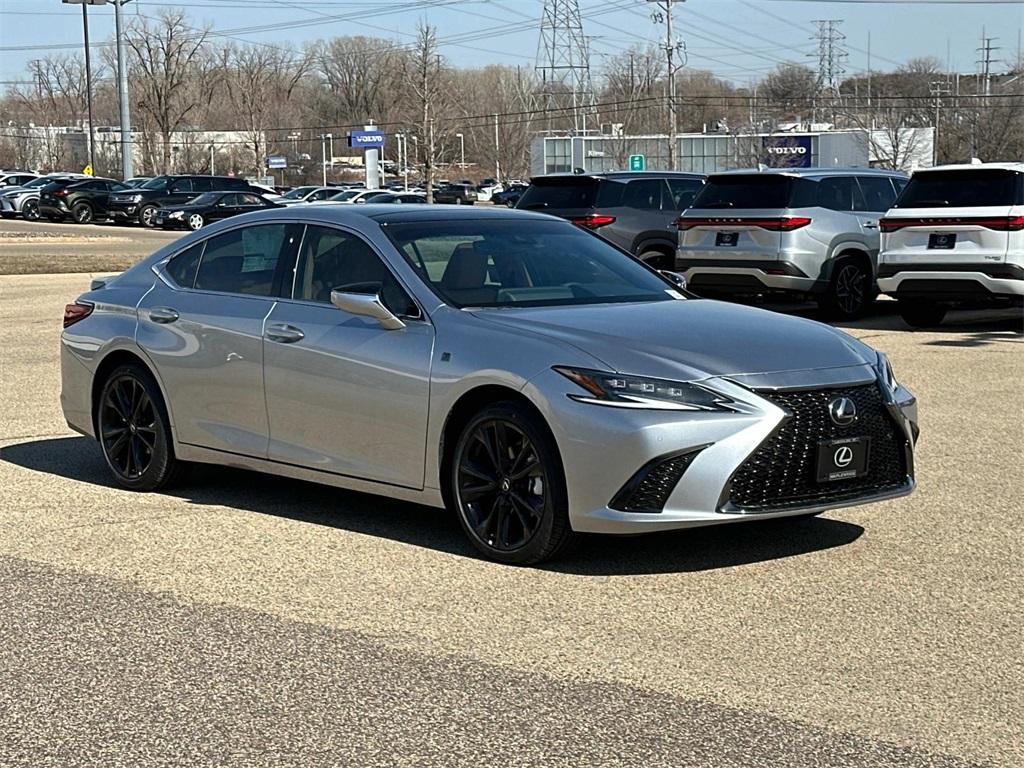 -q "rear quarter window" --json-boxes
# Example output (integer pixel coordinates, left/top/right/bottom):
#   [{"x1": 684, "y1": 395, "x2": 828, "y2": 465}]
[{"x1": 894, "y1": 170, "x2": 1023, "y2": 208}]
